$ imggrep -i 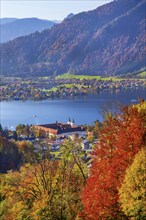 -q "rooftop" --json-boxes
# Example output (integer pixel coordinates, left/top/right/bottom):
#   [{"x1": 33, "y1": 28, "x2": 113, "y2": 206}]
[{"x1": 35, "y1": 122, "x2": 86, "y2": 135}]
